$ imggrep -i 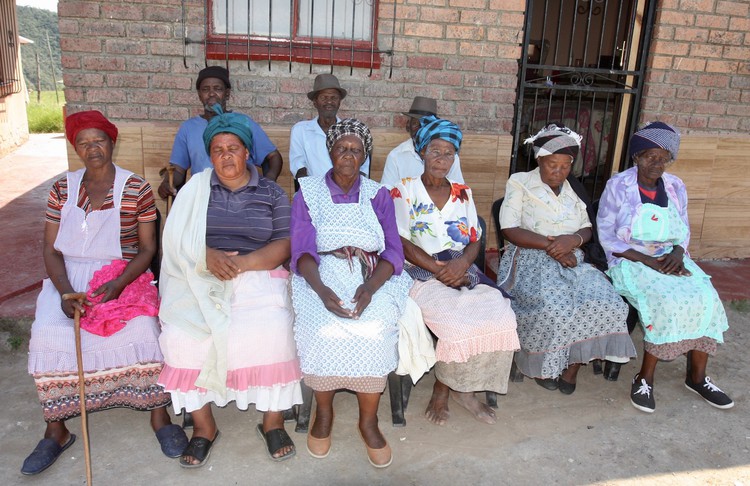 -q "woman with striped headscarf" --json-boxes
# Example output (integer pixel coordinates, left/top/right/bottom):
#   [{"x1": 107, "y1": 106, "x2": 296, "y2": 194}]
[
  {"x1": 497, "y1": 124, "x2": 635, "y2": 395},
  {"x1": 392, "y1": 116, "x2": 520, "y2": 427},
  {"x1": 598, "y1": 121, "x2": 732, "y2": 414},
  {"x1": 291, "y1": 119, "x2": 412, "y2": 468}
]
